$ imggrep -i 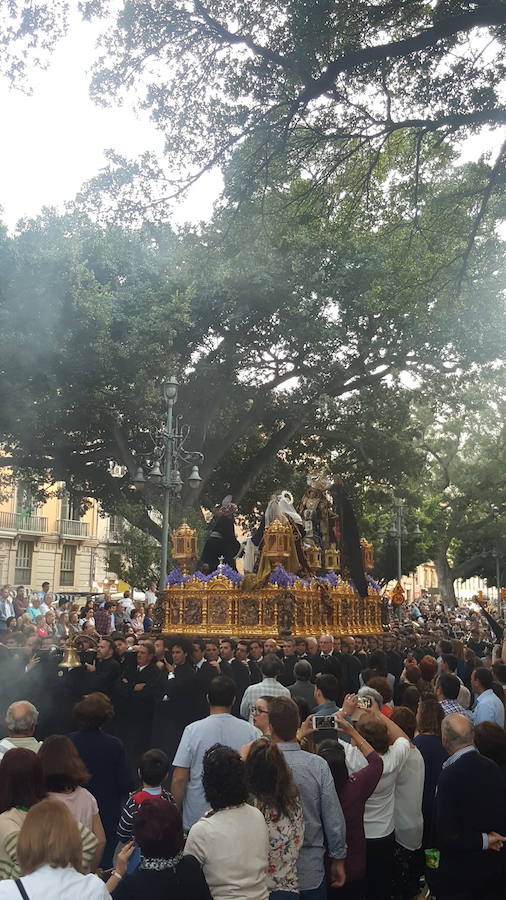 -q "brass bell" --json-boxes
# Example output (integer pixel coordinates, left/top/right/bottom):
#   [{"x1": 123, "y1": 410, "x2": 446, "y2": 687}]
[{"x1": 58, "y1": 644, "x2": 82, "y2": 669}]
